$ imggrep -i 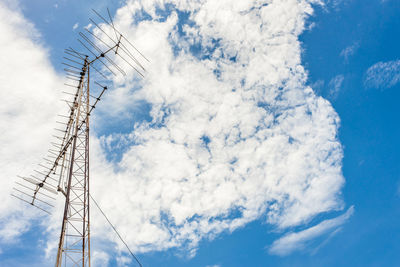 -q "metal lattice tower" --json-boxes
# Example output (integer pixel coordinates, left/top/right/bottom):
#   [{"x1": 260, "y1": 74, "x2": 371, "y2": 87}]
[
  {"x1": 12, "y1": 9, "x2": 147, "y2": 267},
  {"x1": 55, "y1": 57, "x2": 91, "y2": 267}
]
